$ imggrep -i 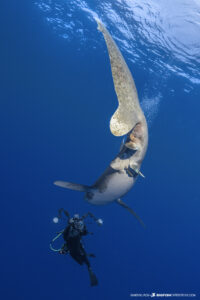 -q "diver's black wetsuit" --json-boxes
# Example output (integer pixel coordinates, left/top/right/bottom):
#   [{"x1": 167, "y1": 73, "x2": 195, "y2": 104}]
[
  {"x1": 62, "y1": 223, "x2": 90, "y2": 267},
  {"x1": 61, "y1": 216, "x2": 98, "y2": 286}
]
